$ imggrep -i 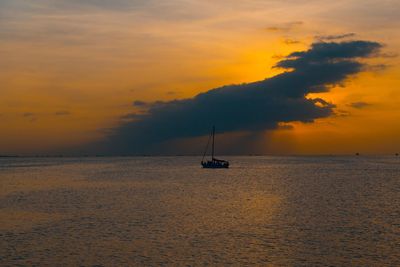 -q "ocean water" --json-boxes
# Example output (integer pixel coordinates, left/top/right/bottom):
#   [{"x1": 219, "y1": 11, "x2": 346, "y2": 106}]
[{"x1": 1, "y1": 156, "x2": 399, "y2": 266}]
